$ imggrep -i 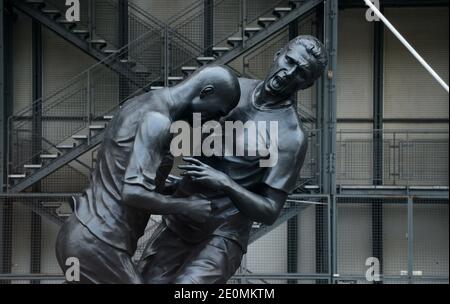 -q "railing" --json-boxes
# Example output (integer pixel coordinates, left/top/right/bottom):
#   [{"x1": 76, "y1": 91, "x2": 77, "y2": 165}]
[
  {"x1": 336, "y1": 130, "x2": 449, "y2": 187},
  {"x1": 166, "y1": 0, "x2": 289, "y2": 76},
  {"x1": 1, "y1": 193, "x2": 447, "y2": 284},
  {"x1": 7, "y1": 2, "x2": 169, "y2": 182}
]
